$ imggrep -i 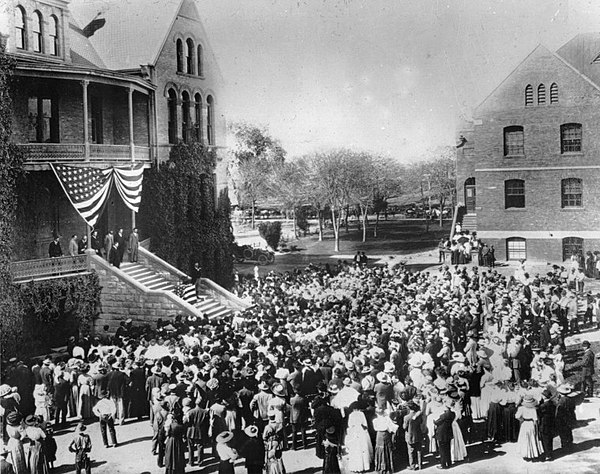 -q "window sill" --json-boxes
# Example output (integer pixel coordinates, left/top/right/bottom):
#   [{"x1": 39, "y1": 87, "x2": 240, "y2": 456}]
[
  {"x1": 560, "y1": 152, "x2": 583, "y2": 156},
  {"x1": 176, "y1": 72, "x2": 205, "y2": 79},
  {"x1": 504, "y1": 207, "x2": 527, "y2": 211},
  {"x1": 560, "y1": 207, "x2": 584, "y2": 211},
  {"x1": 504, "y1": 154, "x2": 525, "y2": 158}
]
